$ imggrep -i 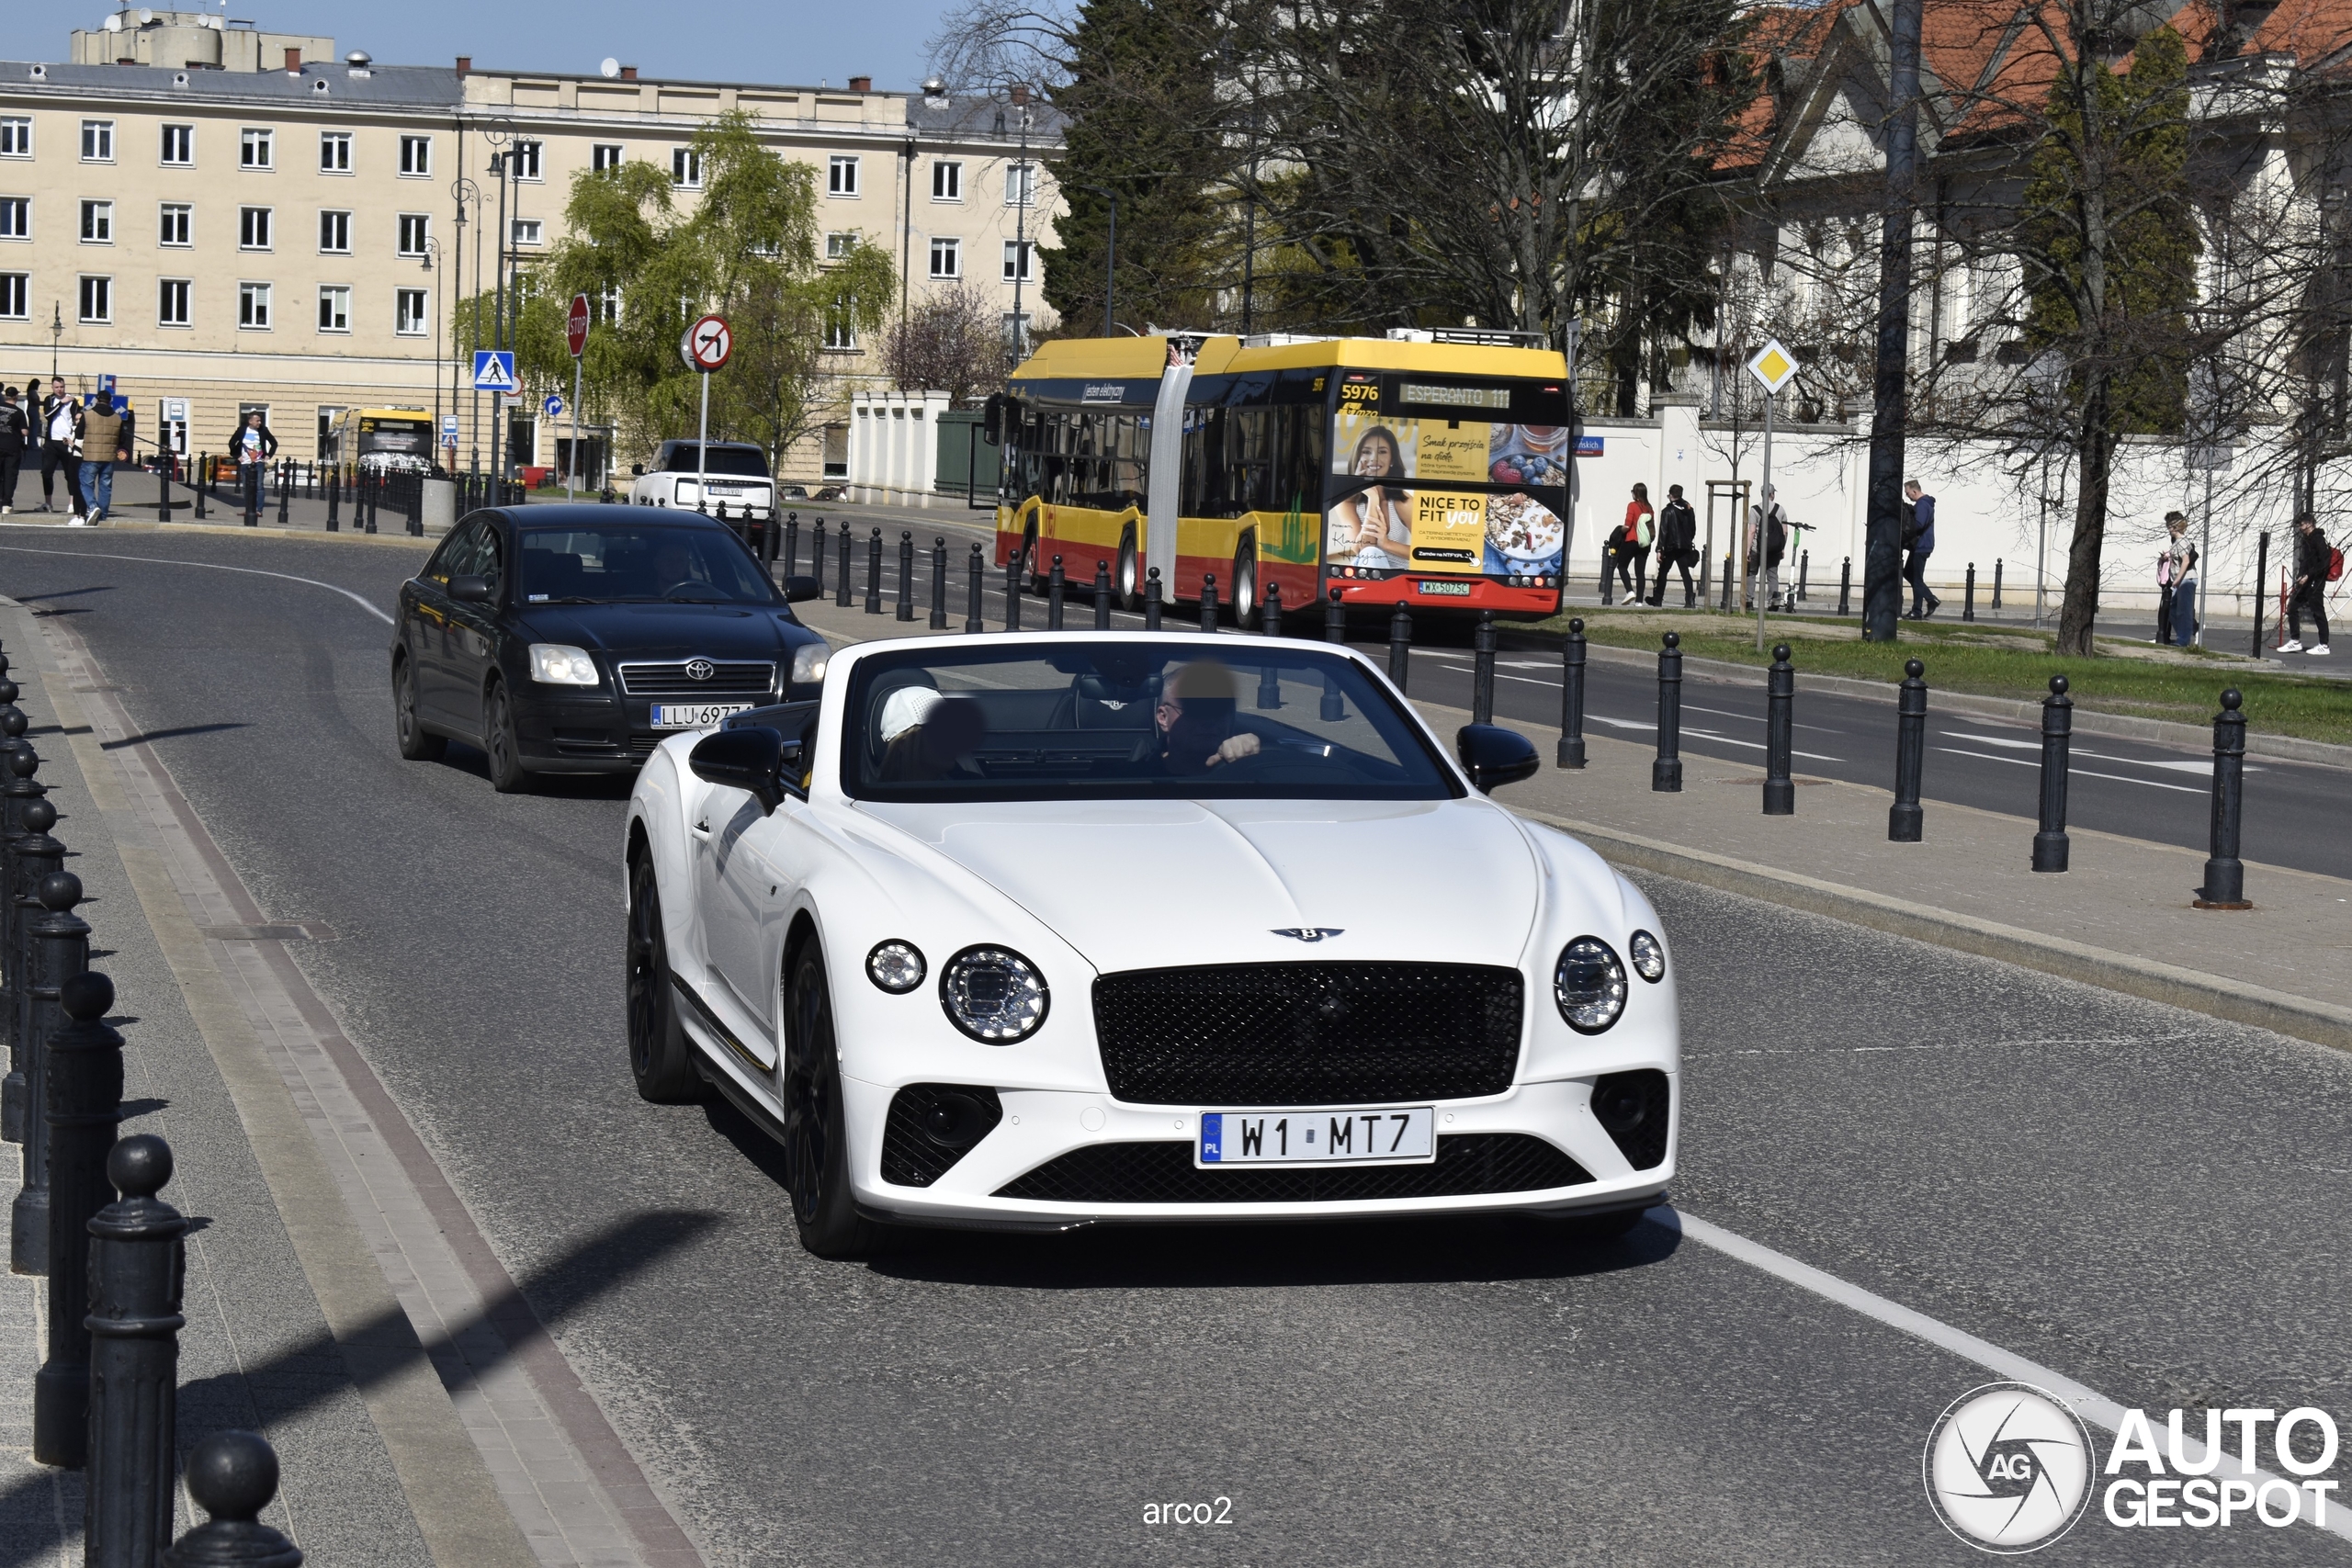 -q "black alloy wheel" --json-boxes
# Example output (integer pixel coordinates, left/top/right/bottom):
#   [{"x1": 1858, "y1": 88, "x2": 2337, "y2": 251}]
[
  {"x1": 1230, "y1": 539, "x2": 1261, "y2": 630},
  {"x1": 782, "y1": 943, "x2": 885, "y2": 1258},
  {"x1": 626, "y1": 854, "x2": 702, "y2": 1103},
  {"x1": 393, "y1": 656, "x2": 446, "y2": 761},
  {"x1": 1115, "y1": 524, "x2": 1140, "y2": 610},
  {"x1": 483, "y1": 680, "x2": 530, "y2": 794}
]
